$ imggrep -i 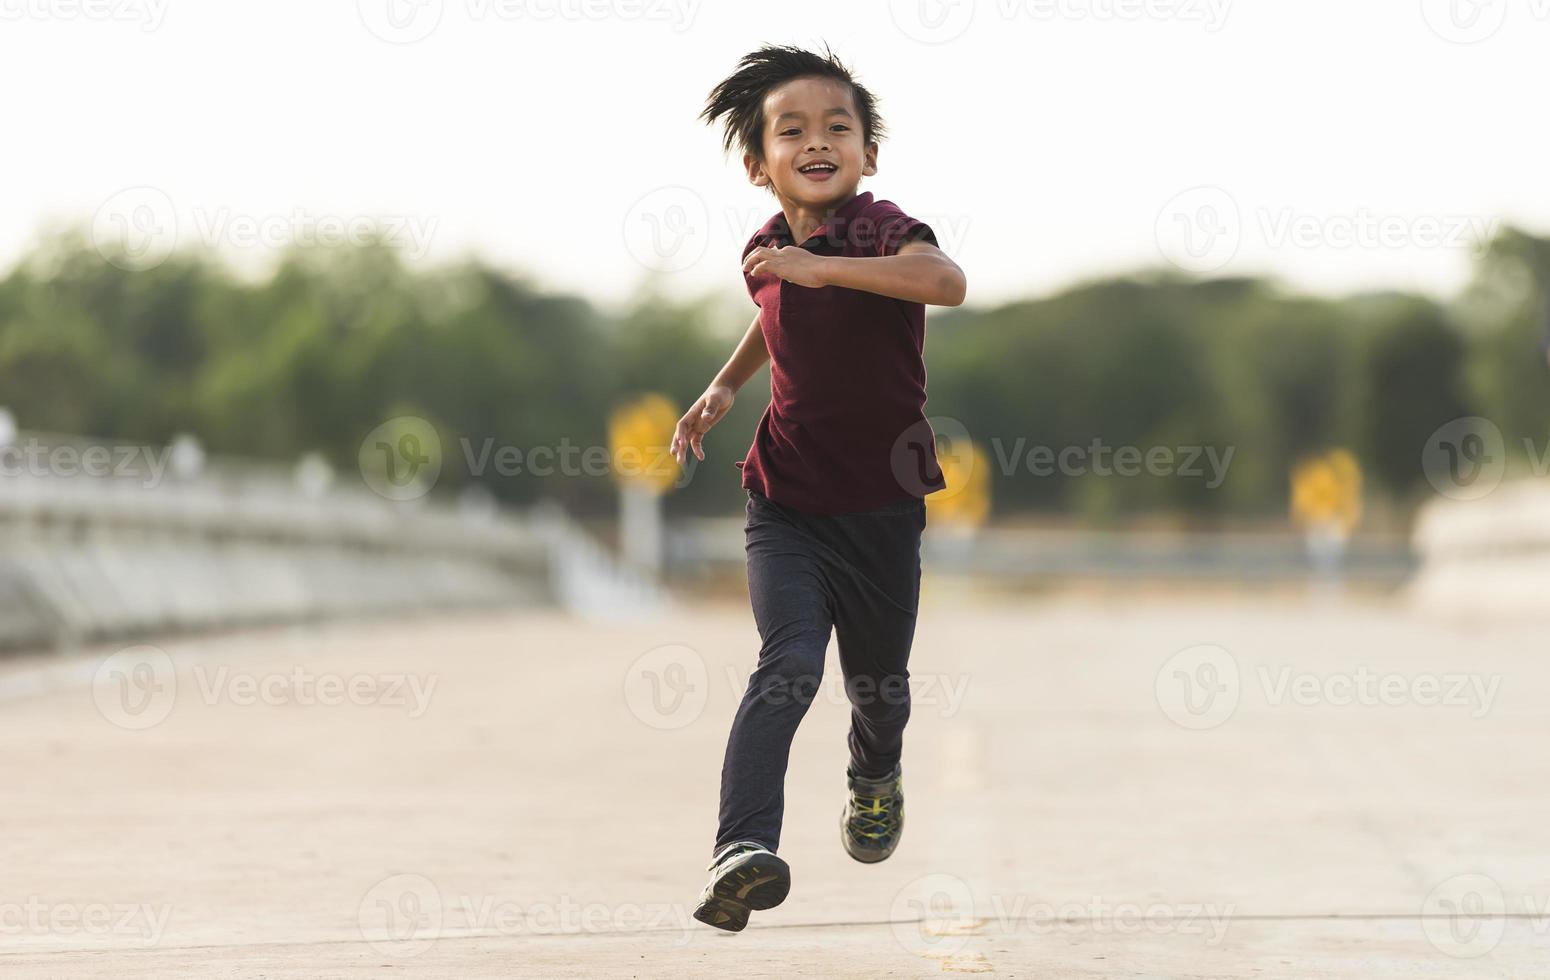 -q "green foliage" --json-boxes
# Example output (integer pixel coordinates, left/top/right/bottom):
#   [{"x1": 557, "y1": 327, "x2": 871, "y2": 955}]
[{"x1": 0, "y1": 228, "x2": 1543, "y2": 519}]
